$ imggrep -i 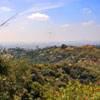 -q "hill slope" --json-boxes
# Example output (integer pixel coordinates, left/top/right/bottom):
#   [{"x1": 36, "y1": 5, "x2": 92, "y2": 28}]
[
  {"x1": 0, "y1": 45, "x2": 100, "y2": 100},
  {"x1": 8, "y1": 45, "x2": 100, "y2": 68}
]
